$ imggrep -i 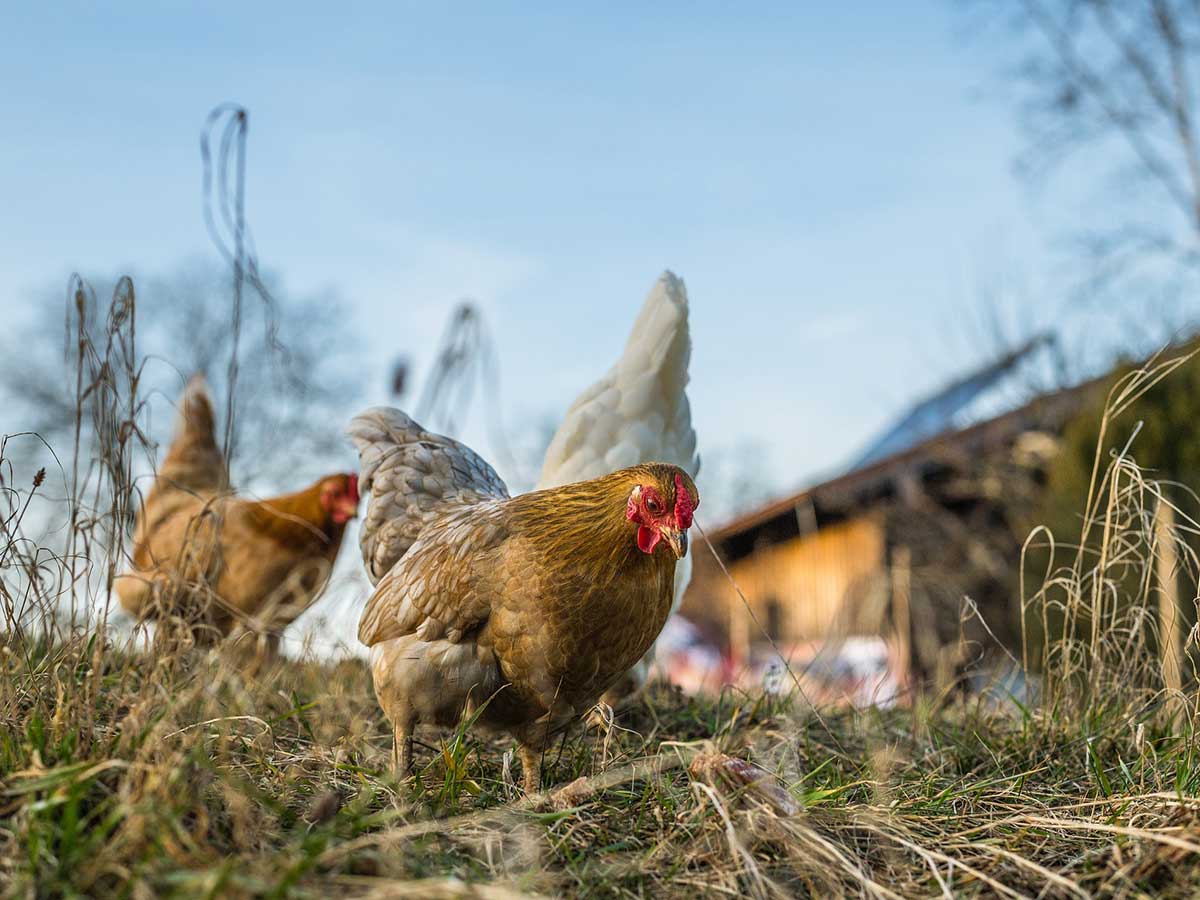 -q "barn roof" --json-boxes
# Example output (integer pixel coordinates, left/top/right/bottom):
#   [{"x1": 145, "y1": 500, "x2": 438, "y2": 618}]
[
  {"x1": 850, "y1": 333, "x2": 1064, "y2": 469},
  {"x1": 709, "y1": 348, "x2": 1101, "y2": 557}
]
